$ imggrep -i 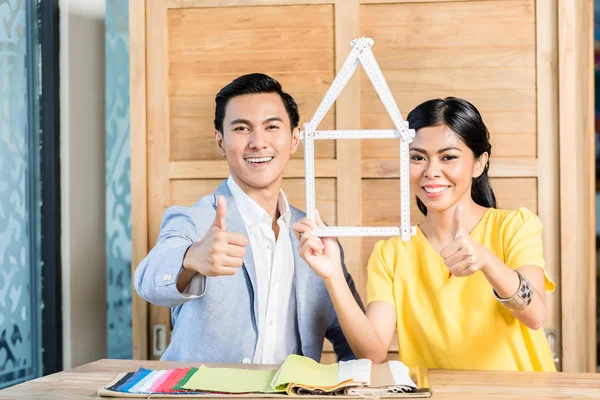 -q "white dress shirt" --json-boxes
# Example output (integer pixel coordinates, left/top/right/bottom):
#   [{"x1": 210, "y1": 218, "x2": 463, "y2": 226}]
[
  {"x1": 182, "y1": 177, "x2": 298, "y2": 364},
  {"x1": 226, "y1": 177, "x2": 298, "y2": 364}
]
